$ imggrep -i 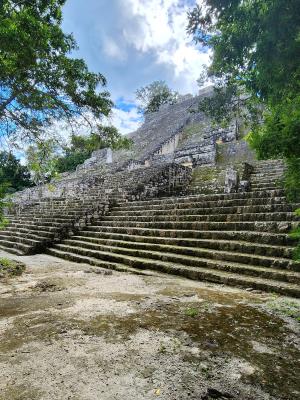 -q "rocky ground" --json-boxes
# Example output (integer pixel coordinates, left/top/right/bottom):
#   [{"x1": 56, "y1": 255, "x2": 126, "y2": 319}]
[{"x1": 0, "y1": 249, "x2": 299, "y2": 400}]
